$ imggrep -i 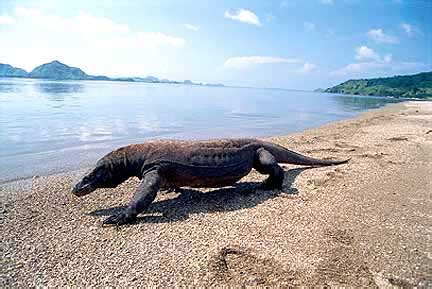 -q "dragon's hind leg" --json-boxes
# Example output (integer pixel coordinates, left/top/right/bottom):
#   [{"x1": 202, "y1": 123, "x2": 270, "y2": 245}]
[{"x1": 253, "y1": 147, "x2": 285, "y2": 190}]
